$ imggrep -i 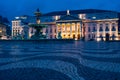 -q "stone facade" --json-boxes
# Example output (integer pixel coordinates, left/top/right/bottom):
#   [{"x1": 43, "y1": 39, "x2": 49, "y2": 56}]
[
  {"x1": 41, "y1": 9, "x2": 120, "y2": 41},
  {"x1": 12, "y1": 9, "x2": 120, "y2": 41}
]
